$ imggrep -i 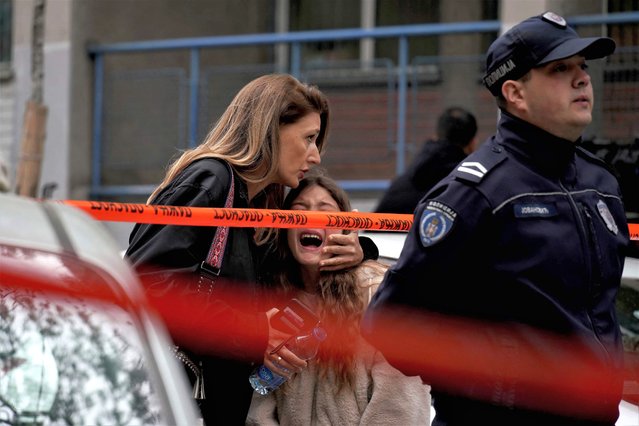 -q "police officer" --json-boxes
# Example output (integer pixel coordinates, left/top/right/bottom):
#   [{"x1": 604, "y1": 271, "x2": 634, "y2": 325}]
[{"x1": 362, "y1": 12, "x2": 630, "y2": 426}]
